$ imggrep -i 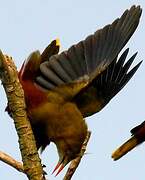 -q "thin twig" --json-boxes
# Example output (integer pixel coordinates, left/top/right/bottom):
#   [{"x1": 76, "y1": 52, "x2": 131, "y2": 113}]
[
  {"x1": 63, "y1": 131, "x2": 91, "y2": 180},
  {"x1": 0, "y1": 51, "x2": 45, "y2": 180},
  {"x1": 0, "y1": 151, "x2": 24, "y2": 172}
]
